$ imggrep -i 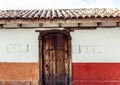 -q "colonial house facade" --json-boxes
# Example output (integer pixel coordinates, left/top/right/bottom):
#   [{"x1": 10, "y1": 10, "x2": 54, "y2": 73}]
[{"x1": 0, "y1": 9, "x2": 120, "y2": 85}]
